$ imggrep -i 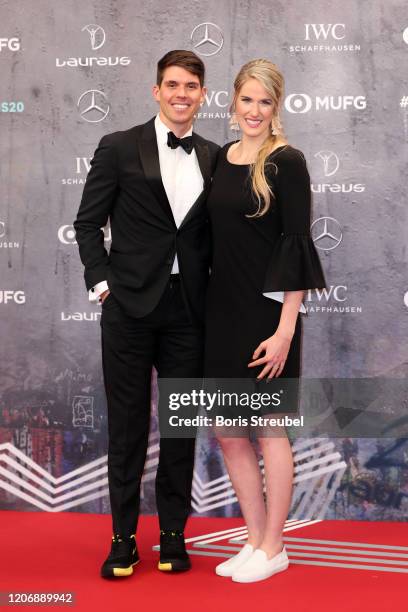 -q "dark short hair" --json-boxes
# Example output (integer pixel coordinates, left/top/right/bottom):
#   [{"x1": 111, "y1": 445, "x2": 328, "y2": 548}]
[{"x1": 157, "y1": 50, "x2": 205, "y2": 87}]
